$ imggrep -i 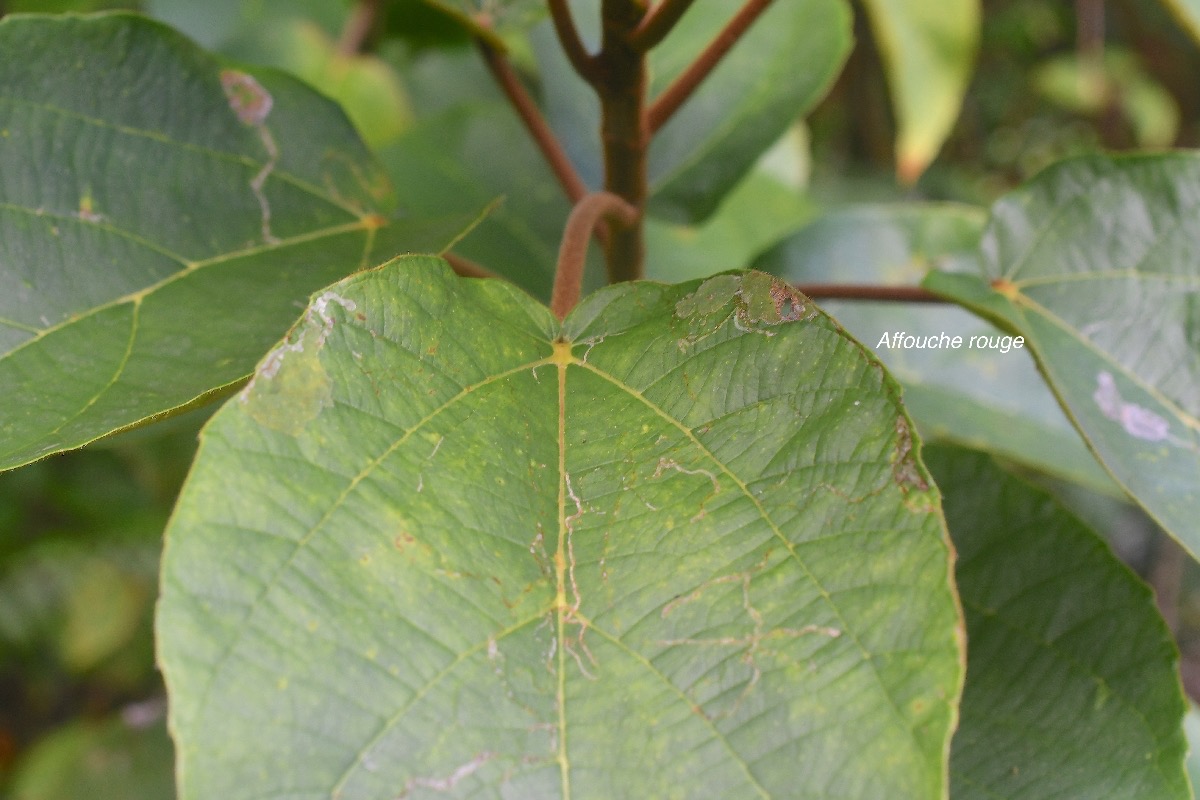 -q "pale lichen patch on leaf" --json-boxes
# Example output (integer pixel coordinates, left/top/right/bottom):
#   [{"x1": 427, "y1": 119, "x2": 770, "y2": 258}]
[
  {"x1": 675, "y1": 272, "x2": 814, "y2": 350},
  {"x1": 239, "y1": 291, "x2": 358, "y2": 434},
  {"x1": 1092, "y1": 371, "x2": 1190, "y2": 448},
  {"x1": 675, "y1": 274, "x2": 741, "y2": 319}
]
